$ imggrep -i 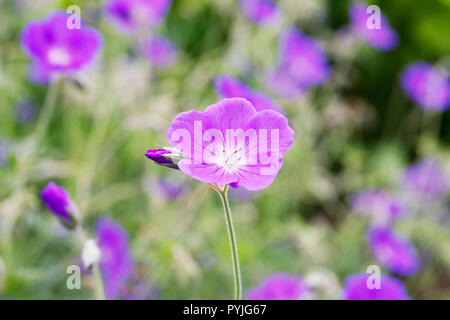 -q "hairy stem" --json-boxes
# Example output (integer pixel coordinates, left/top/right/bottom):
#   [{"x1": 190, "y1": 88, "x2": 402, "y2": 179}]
[{"x1": 218, "y1": 185, "x2": 242, "y2": 300}]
